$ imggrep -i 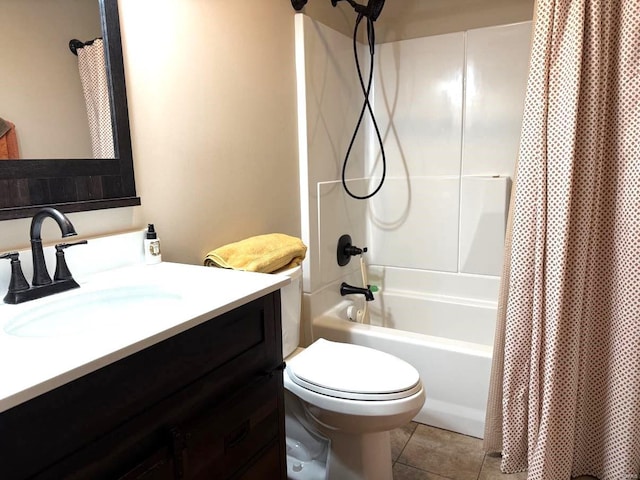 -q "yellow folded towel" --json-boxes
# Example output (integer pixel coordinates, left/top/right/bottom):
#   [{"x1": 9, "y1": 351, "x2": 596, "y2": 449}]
[{"x1": 204, "y1": 233, "x2": 307, "y2": 274}]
